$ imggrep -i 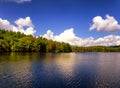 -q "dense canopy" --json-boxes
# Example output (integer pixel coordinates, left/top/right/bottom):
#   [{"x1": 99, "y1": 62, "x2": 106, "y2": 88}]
[{"x1": 0, "y1": 29, "x2": 120, "y2": 52}]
